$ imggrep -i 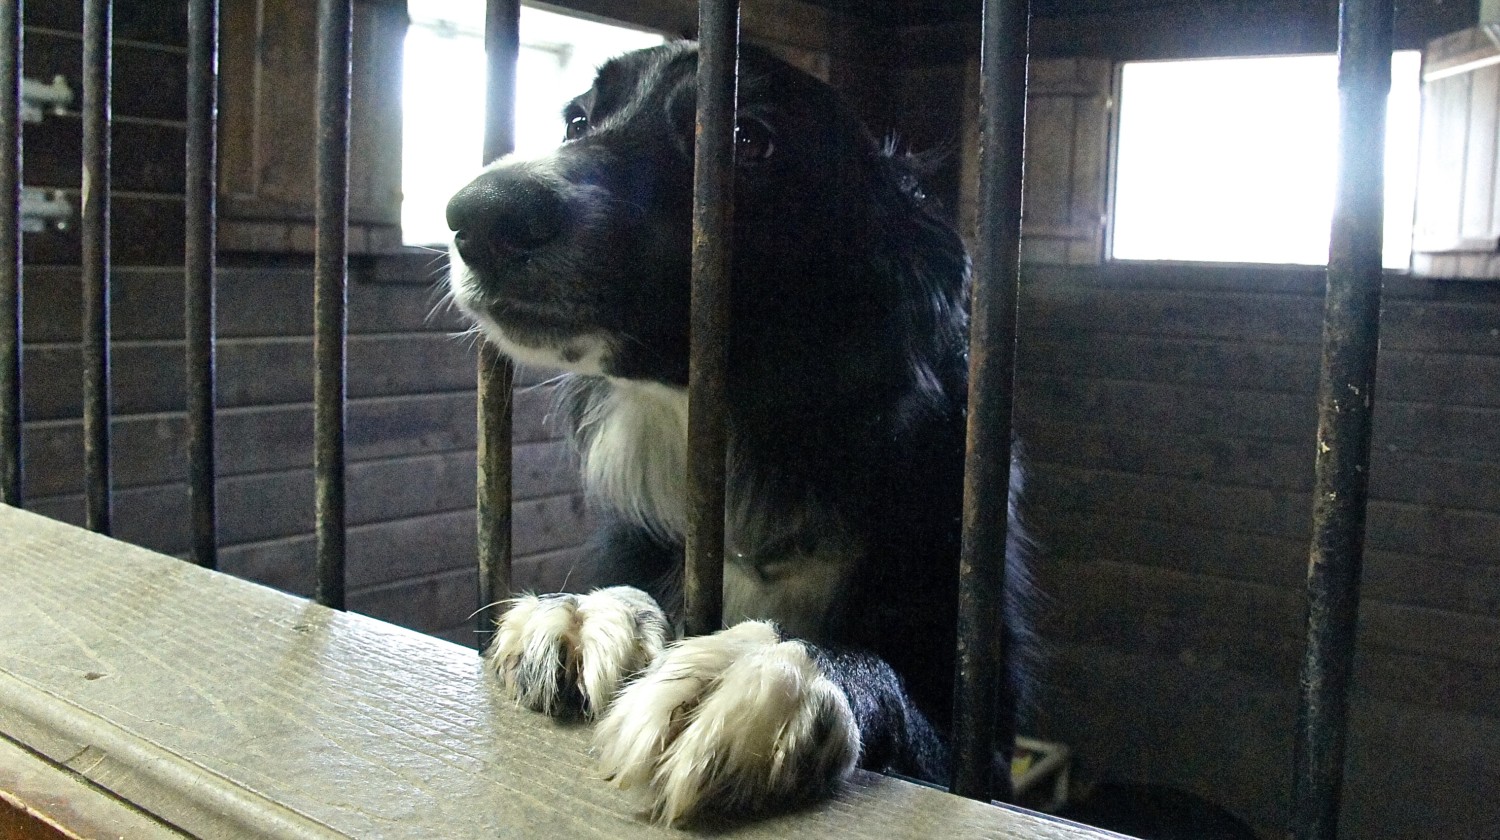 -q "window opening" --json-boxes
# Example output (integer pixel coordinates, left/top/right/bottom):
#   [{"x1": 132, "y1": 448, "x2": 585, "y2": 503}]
[
  {"x1": 402, "y1": 1, "x2": 665, "y2": 245},
  {"x1": 1110, "y1": 52, "x2": 1422, "y2": 270}
]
